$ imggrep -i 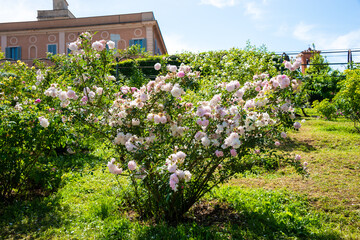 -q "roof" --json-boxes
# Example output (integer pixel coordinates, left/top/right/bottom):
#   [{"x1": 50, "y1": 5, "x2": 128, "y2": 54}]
[{"x1": 0, "y1": 12, "x2": 155, "y2": 33}]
